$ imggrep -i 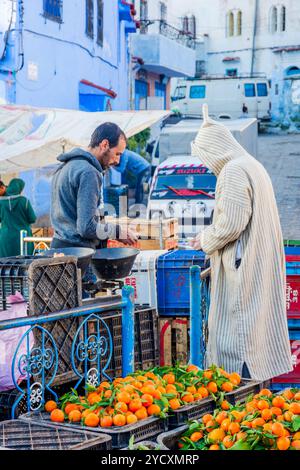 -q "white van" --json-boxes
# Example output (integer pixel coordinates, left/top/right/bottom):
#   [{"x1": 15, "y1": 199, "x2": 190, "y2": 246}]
[
  {"x1": 147, "y1": 156, "x2": 217, "y2": 238},
  {"x1": 171, "y1": 77, "x2": 271, "y2": 121}
]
